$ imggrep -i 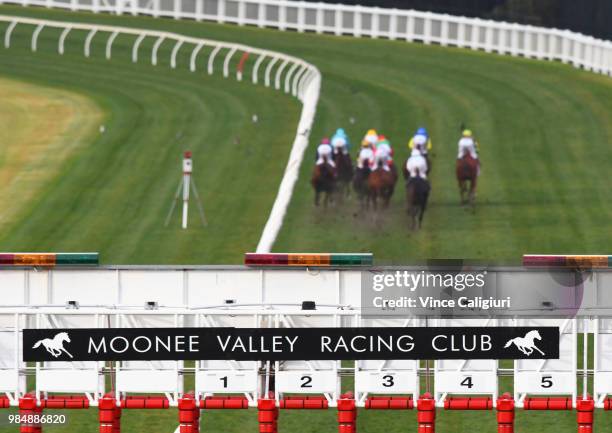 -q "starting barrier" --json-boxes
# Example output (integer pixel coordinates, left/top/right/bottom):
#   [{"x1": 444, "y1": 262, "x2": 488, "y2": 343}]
[{"x1": 0, "y1": 265, "x2": 610, "y2": 432}]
